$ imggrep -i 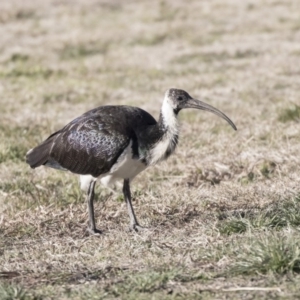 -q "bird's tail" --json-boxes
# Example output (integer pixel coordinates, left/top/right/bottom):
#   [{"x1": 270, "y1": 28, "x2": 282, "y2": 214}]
[{"x1": 26, "y1": 137, "x2": 54, "y2": 169}]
